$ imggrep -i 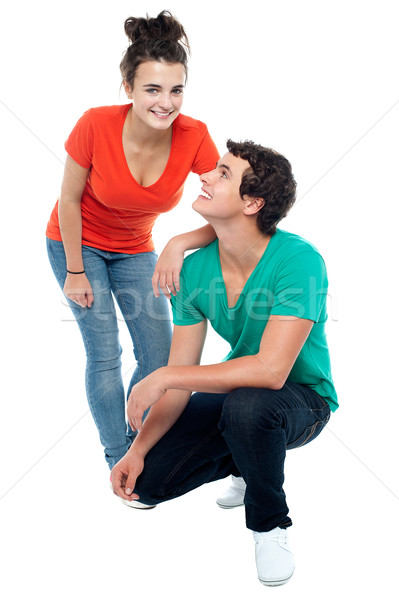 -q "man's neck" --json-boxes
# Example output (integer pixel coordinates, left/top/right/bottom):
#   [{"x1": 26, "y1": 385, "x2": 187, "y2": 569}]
[{"x1": 215, "y1": 223, "x2": 271, "y2": 272}]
